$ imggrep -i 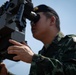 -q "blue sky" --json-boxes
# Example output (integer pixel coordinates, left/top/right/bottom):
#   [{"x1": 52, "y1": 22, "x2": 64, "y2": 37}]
[{"x1": 0, "y1": 0, "x2": 76, "y2": 75}]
